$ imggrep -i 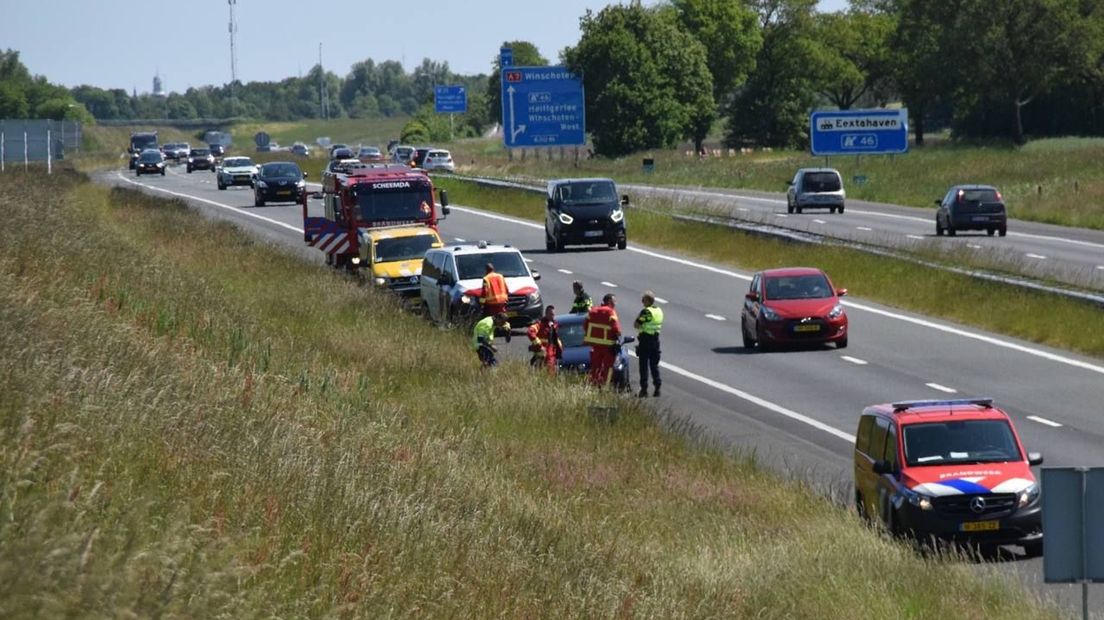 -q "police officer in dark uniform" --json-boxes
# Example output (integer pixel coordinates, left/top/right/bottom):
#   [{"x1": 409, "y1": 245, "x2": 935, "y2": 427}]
[
  {"x1": 570, "y1": 280, "x2": 592, "y2": 314},
  {"x1": 634, "y1": 290, "x2": 664, "y2": 397}
]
